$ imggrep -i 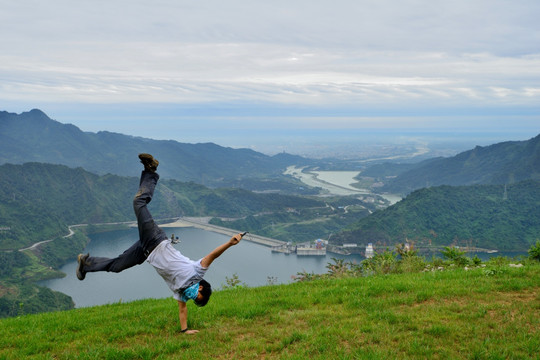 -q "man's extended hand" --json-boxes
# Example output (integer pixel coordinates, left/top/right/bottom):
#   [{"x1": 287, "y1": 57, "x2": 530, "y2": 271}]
[
  {"x1": 201, "y1": 232, "x2": 246, "y2": 268},
  {"x1": 229, "y1": 232, "x2": 245, "y2": 245}
]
